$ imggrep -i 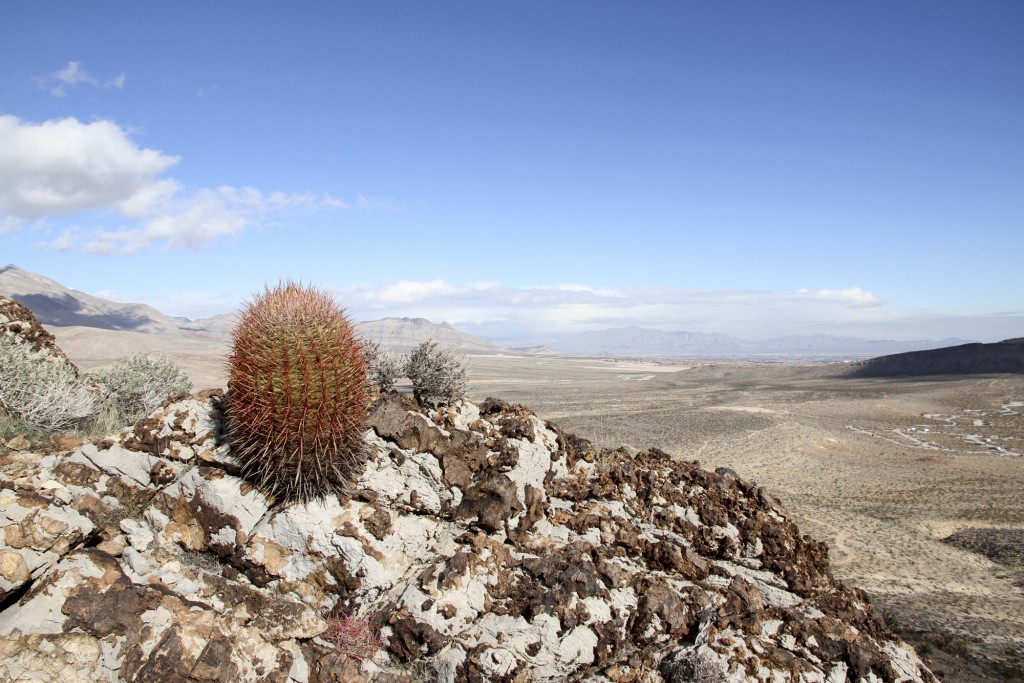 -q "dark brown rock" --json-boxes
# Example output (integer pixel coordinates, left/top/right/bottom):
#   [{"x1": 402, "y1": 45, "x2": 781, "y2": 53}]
[
  {"x1": 508, "y1": 484, "x2": 546, "y2": 541},
  {"x1": 368, "y1": 398, "x2": 447, "y2": 455},
  {"x1": 455, "y1": 472, "x2": 522, "y2": 532},
  {"x1": 439, "y1": 451, "x2": 474, "y2": 489},
  {"x1": 149, "y1": 459, "x2": 178, "y2": 486},
  {"x1": 632, "y1": 578, "x2": 698, "y2": 644},
  {"x1": 437, "y1": 551, "x2": 470, "y2": 590},
  {"x1": 362, "y1": 506, "x2": 393, "y2": 541},
  {"x1": 386, "y1": 611, "x2": 445, "y2": 659},
  {"x1": 61, "y1": 557, "x2": 157, "y2": 636},
  {"x1": 645, "y1": 540, "x2": 709, "y2": 580}
]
